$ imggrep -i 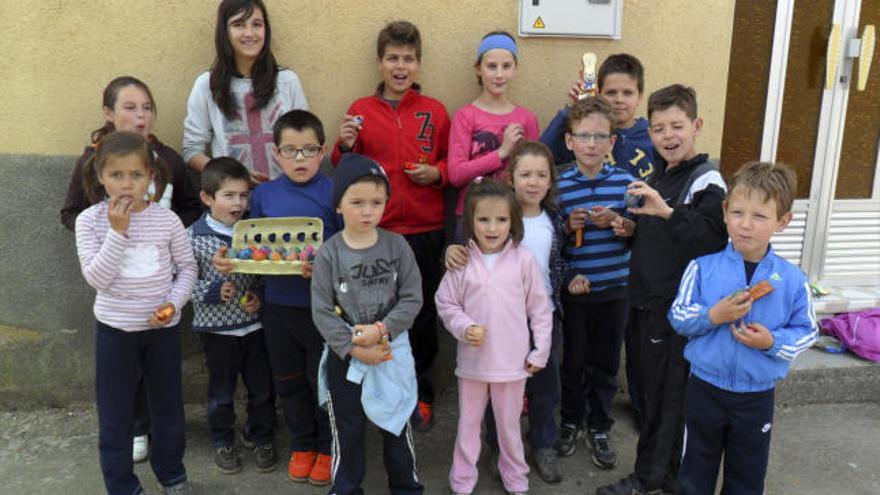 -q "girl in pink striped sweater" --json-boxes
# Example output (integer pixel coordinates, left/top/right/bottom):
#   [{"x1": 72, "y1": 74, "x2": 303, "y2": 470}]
[
  {"x1": 435, "y1": 178, "x2": 552, "y2": 495},
  {"x1": 75, "y1": 131, "x2": 197, "y2": 495}
]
